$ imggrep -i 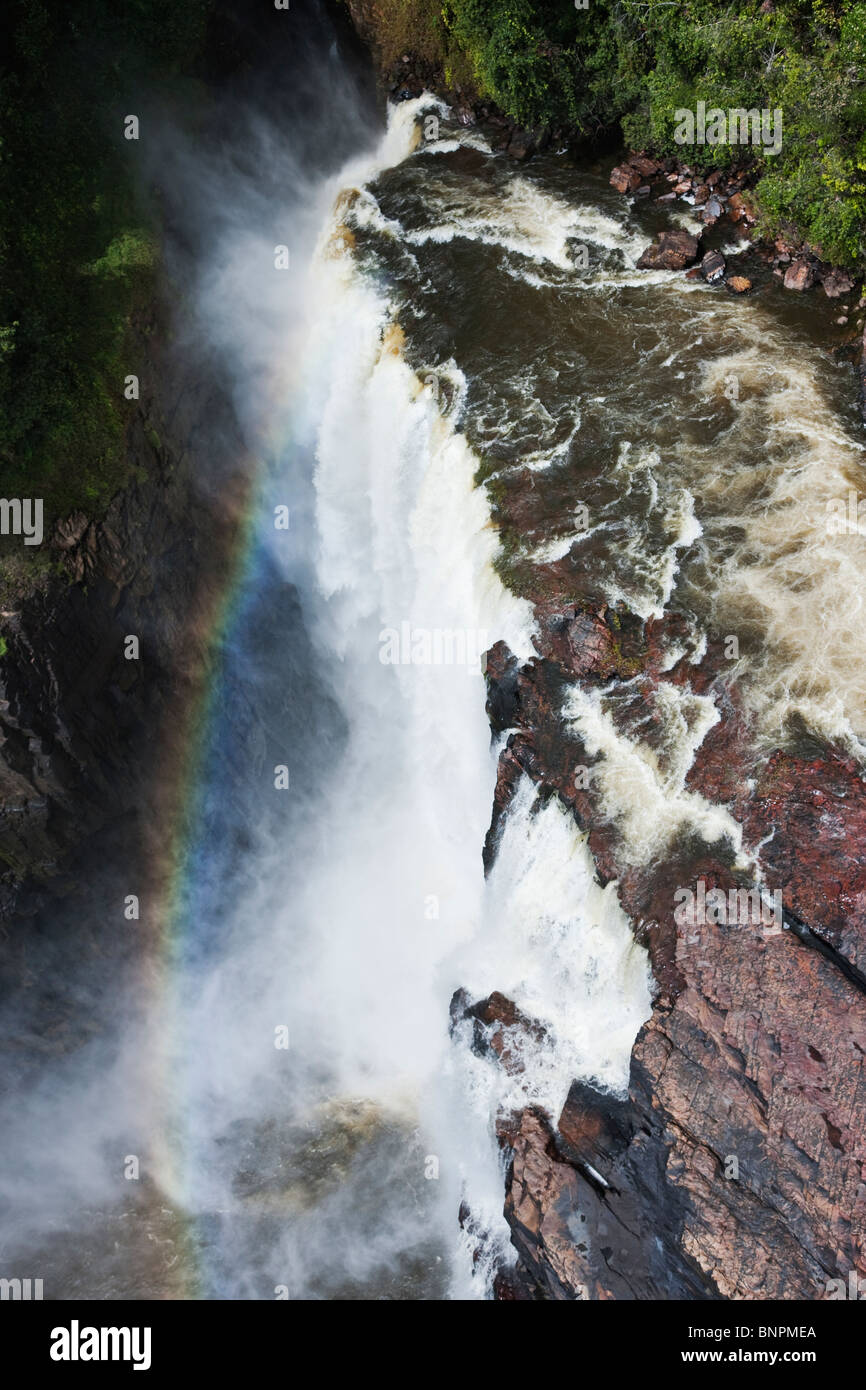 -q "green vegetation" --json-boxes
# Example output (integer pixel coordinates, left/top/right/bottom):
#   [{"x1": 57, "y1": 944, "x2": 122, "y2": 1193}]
[
  {"x1": 0, "y1": 0, "x2": 212, "y2": 519},
  {"x1": 4, "y1": 0, "x2": 864, "y2": 532},
  {"x1": 375, "y1": 0, "x2": 866, "y2": 266}
]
